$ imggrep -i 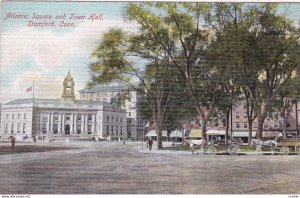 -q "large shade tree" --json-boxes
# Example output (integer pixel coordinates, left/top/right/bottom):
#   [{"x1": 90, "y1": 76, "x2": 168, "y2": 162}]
[
  {"x1": 88, "y1": 29, "x2": 184, "y2": 149},
  {"x1": 126, "y1": 3, "x2": 231, "y2": 149},
  {"x1": 206, "y1": 3, "x2": 300, "y2": 140}
]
